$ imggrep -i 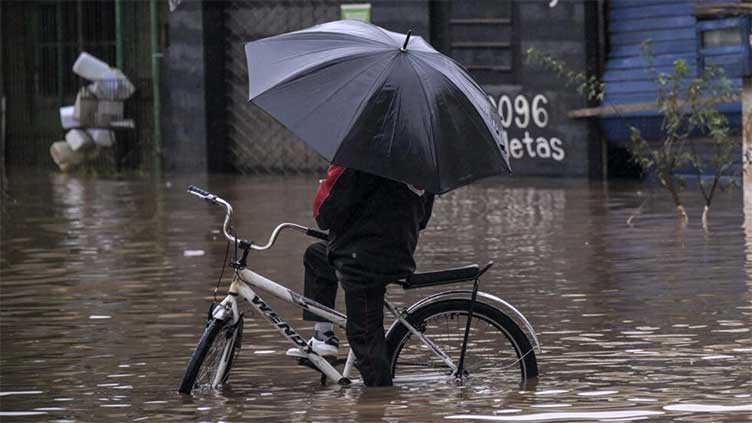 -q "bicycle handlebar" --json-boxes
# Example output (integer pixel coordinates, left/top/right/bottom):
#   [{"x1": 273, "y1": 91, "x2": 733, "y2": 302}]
[
  {"x1": 305, "y1": 227, "x2": 329, "y2": 241},
  {"x1": 187, "y1": 185, "x2": 211, "y2": 198},
  {"x1": 186, "y1": 185, "x2": 329, "y2": 250}
]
